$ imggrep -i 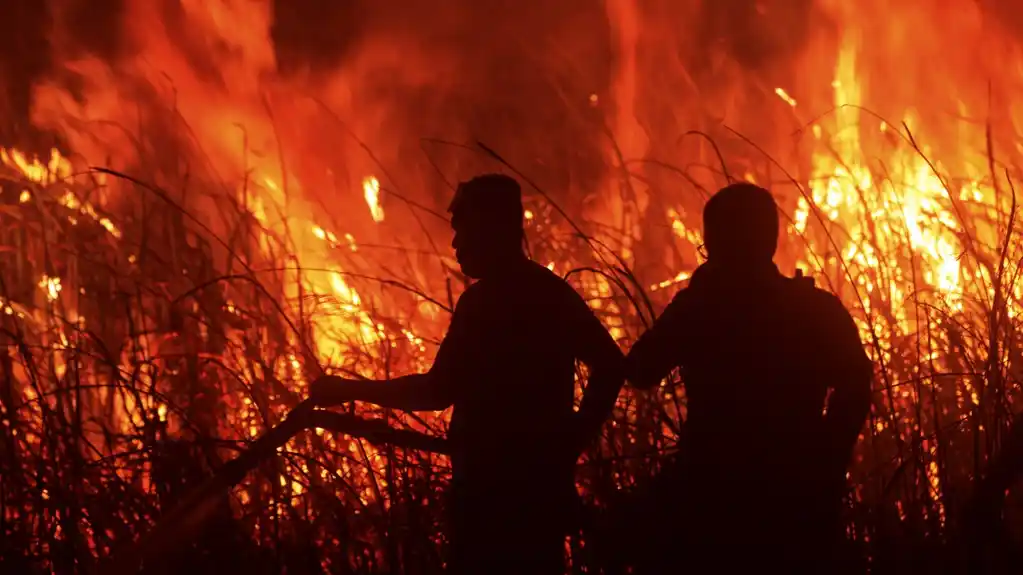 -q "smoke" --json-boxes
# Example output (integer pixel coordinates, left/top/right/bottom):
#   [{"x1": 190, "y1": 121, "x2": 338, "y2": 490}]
[
  {"x1": 5, "y1": 2, "x2": 617, "y2": 187},
  {"x1": 7, "y1": 0, "x2": 1020, "y2": 223},
  {"x1": 690, "y1": 0, "x2": 818, "y2": 73},
  {"x1": 1, "y1": 1, "x2": 829, "y2": 173},
  {"x1": 0, "y1": 2, "x2": 49, "y2": 144}
]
